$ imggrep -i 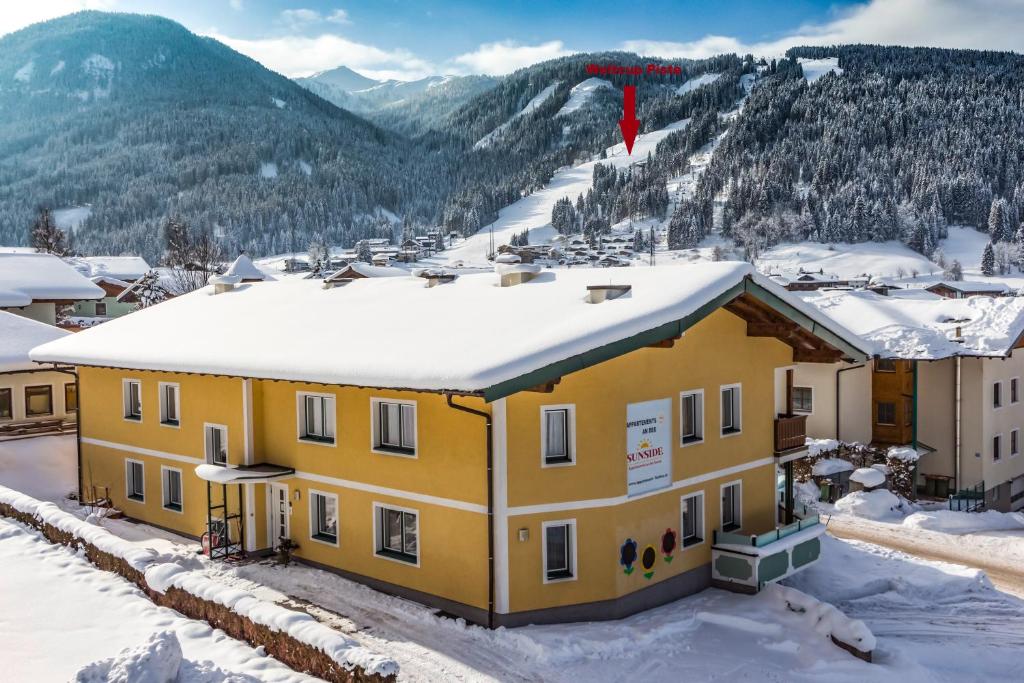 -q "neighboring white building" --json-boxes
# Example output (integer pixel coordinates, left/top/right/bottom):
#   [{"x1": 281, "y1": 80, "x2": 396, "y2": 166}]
[{"x1": 0, "y1": 253, "x2": 104, "y2": 325}]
